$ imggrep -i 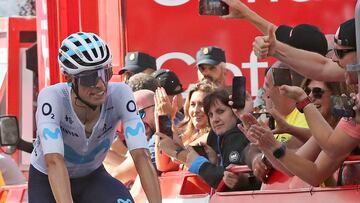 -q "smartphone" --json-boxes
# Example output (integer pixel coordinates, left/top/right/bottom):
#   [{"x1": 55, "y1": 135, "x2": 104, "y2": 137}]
[
  {"x1": 330, "y1": 96, "x2": 356, "y2": 118},
  {"x1": 271, "y1": 68, "x2": 292, "y2": 86},
  {"x1": 158, "y1": 115, "x2": 173, "y2": 138},
  {"x1": 252, "y1": 112, "x2": 275, "y2": 130},
  {"x1": 192, "y1": 145, "x2": 208, "y2": 158},
  {"x1": 199, "y1": 0, "x2": 229, "y2": 16},
  {"x1": 232, "y1": 76, "x2": 246, "y2": 109}
]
